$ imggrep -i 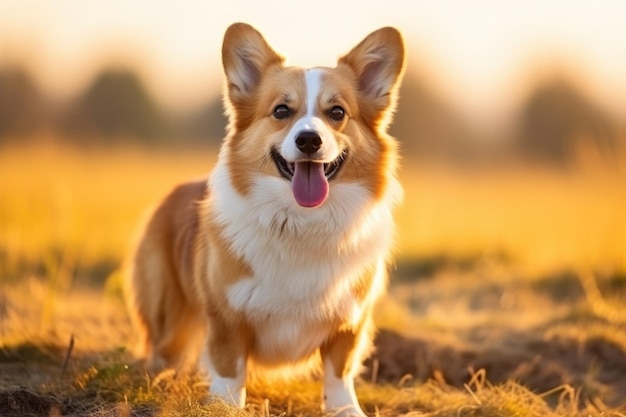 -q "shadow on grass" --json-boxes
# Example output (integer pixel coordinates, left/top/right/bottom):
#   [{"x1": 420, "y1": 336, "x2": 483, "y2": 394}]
[
  {"x1": 367, "y1": 325, "x2": 626, "y2": 409},
  {"x1": 0, "y1": 343, "x2": 158, "y2": 417},
  {"x1": 0, "y1": 387, "x2": 63, "y2": 417}
]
